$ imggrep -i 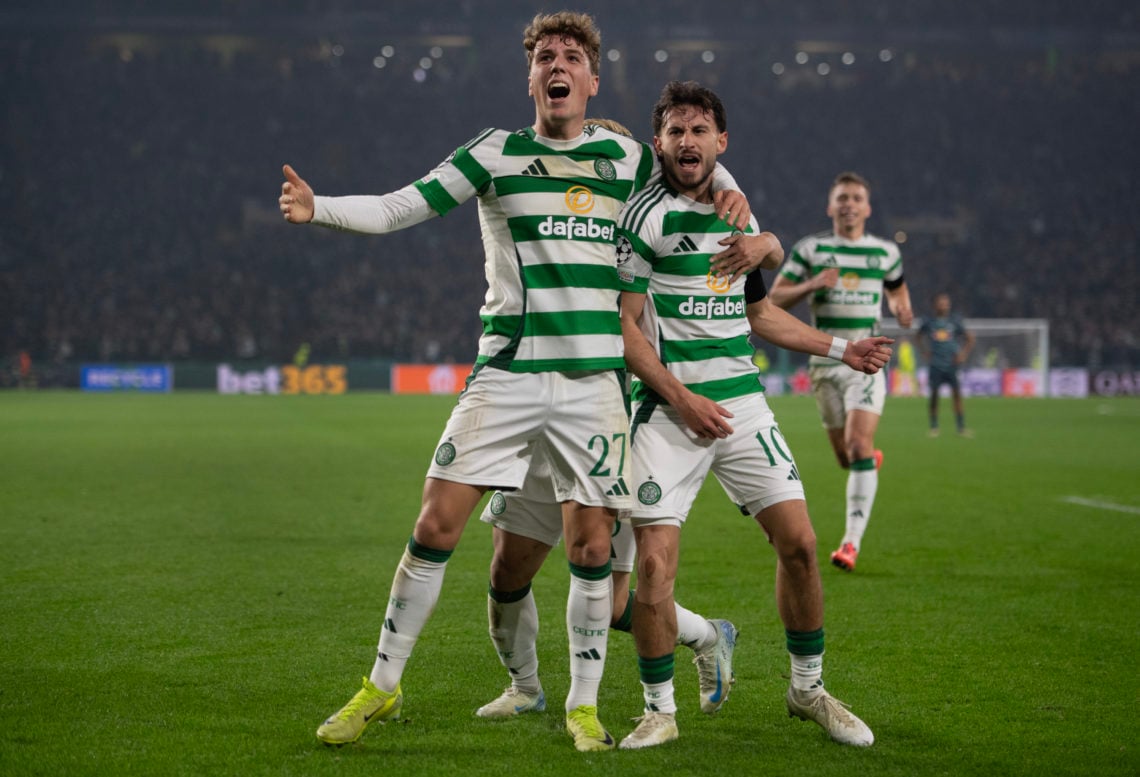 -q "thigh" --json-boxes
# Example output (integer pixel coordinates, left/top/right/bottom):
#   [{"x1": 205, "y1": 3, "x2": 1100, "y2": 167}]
[
  {"x1": 713, "y1": 396, "x2": 806, "y2": 515},
  {"x1": 810, "y1": 366, "x2": 847, "y2": 429},
  {"x1": 628, "y1": 407, "x2": 713, "y2": 525},
  {"x1": 426, "y1": 368, "x2": 545, "y2": 489},
  {"x1": 543, "y1": 370, "x2": 633, "y2": 512},
  {"x1": 840, "y1": 368, "x2": 886, "y2": 417},
  {"x1": 479, "y1": 441, "x2": 565, "y2": 547}
]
